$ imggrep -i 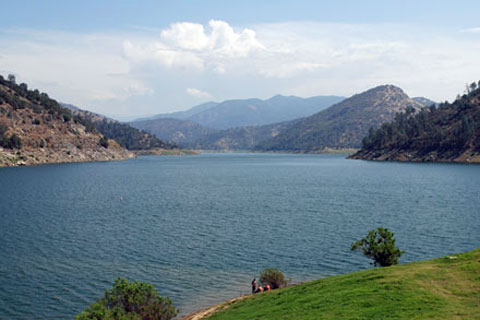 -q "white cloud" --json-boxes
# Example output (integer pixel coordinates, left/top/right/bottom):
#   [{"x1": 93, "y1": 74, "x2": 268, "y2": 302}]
[
  {"x1": 2, "y1": 21, "x2": 480, "y2": 117},
  {"x1": 186, "y1": 88, "x2": 212, "y2": 98},
  {"x1": 161, "y1": 22, "x2": 209, "y2": 50},
  {"x1": 123, "y1": 20, "x2": 269, "y2": 74}
]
